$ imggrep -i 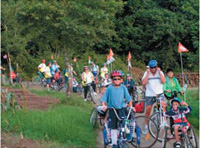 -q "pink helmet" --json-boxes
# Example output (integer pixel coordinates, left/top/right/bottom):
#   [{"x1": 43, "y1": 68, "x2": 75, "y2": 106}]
[{"x1": 110, "y1": 70, "x2": 122, "y2": 78}]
